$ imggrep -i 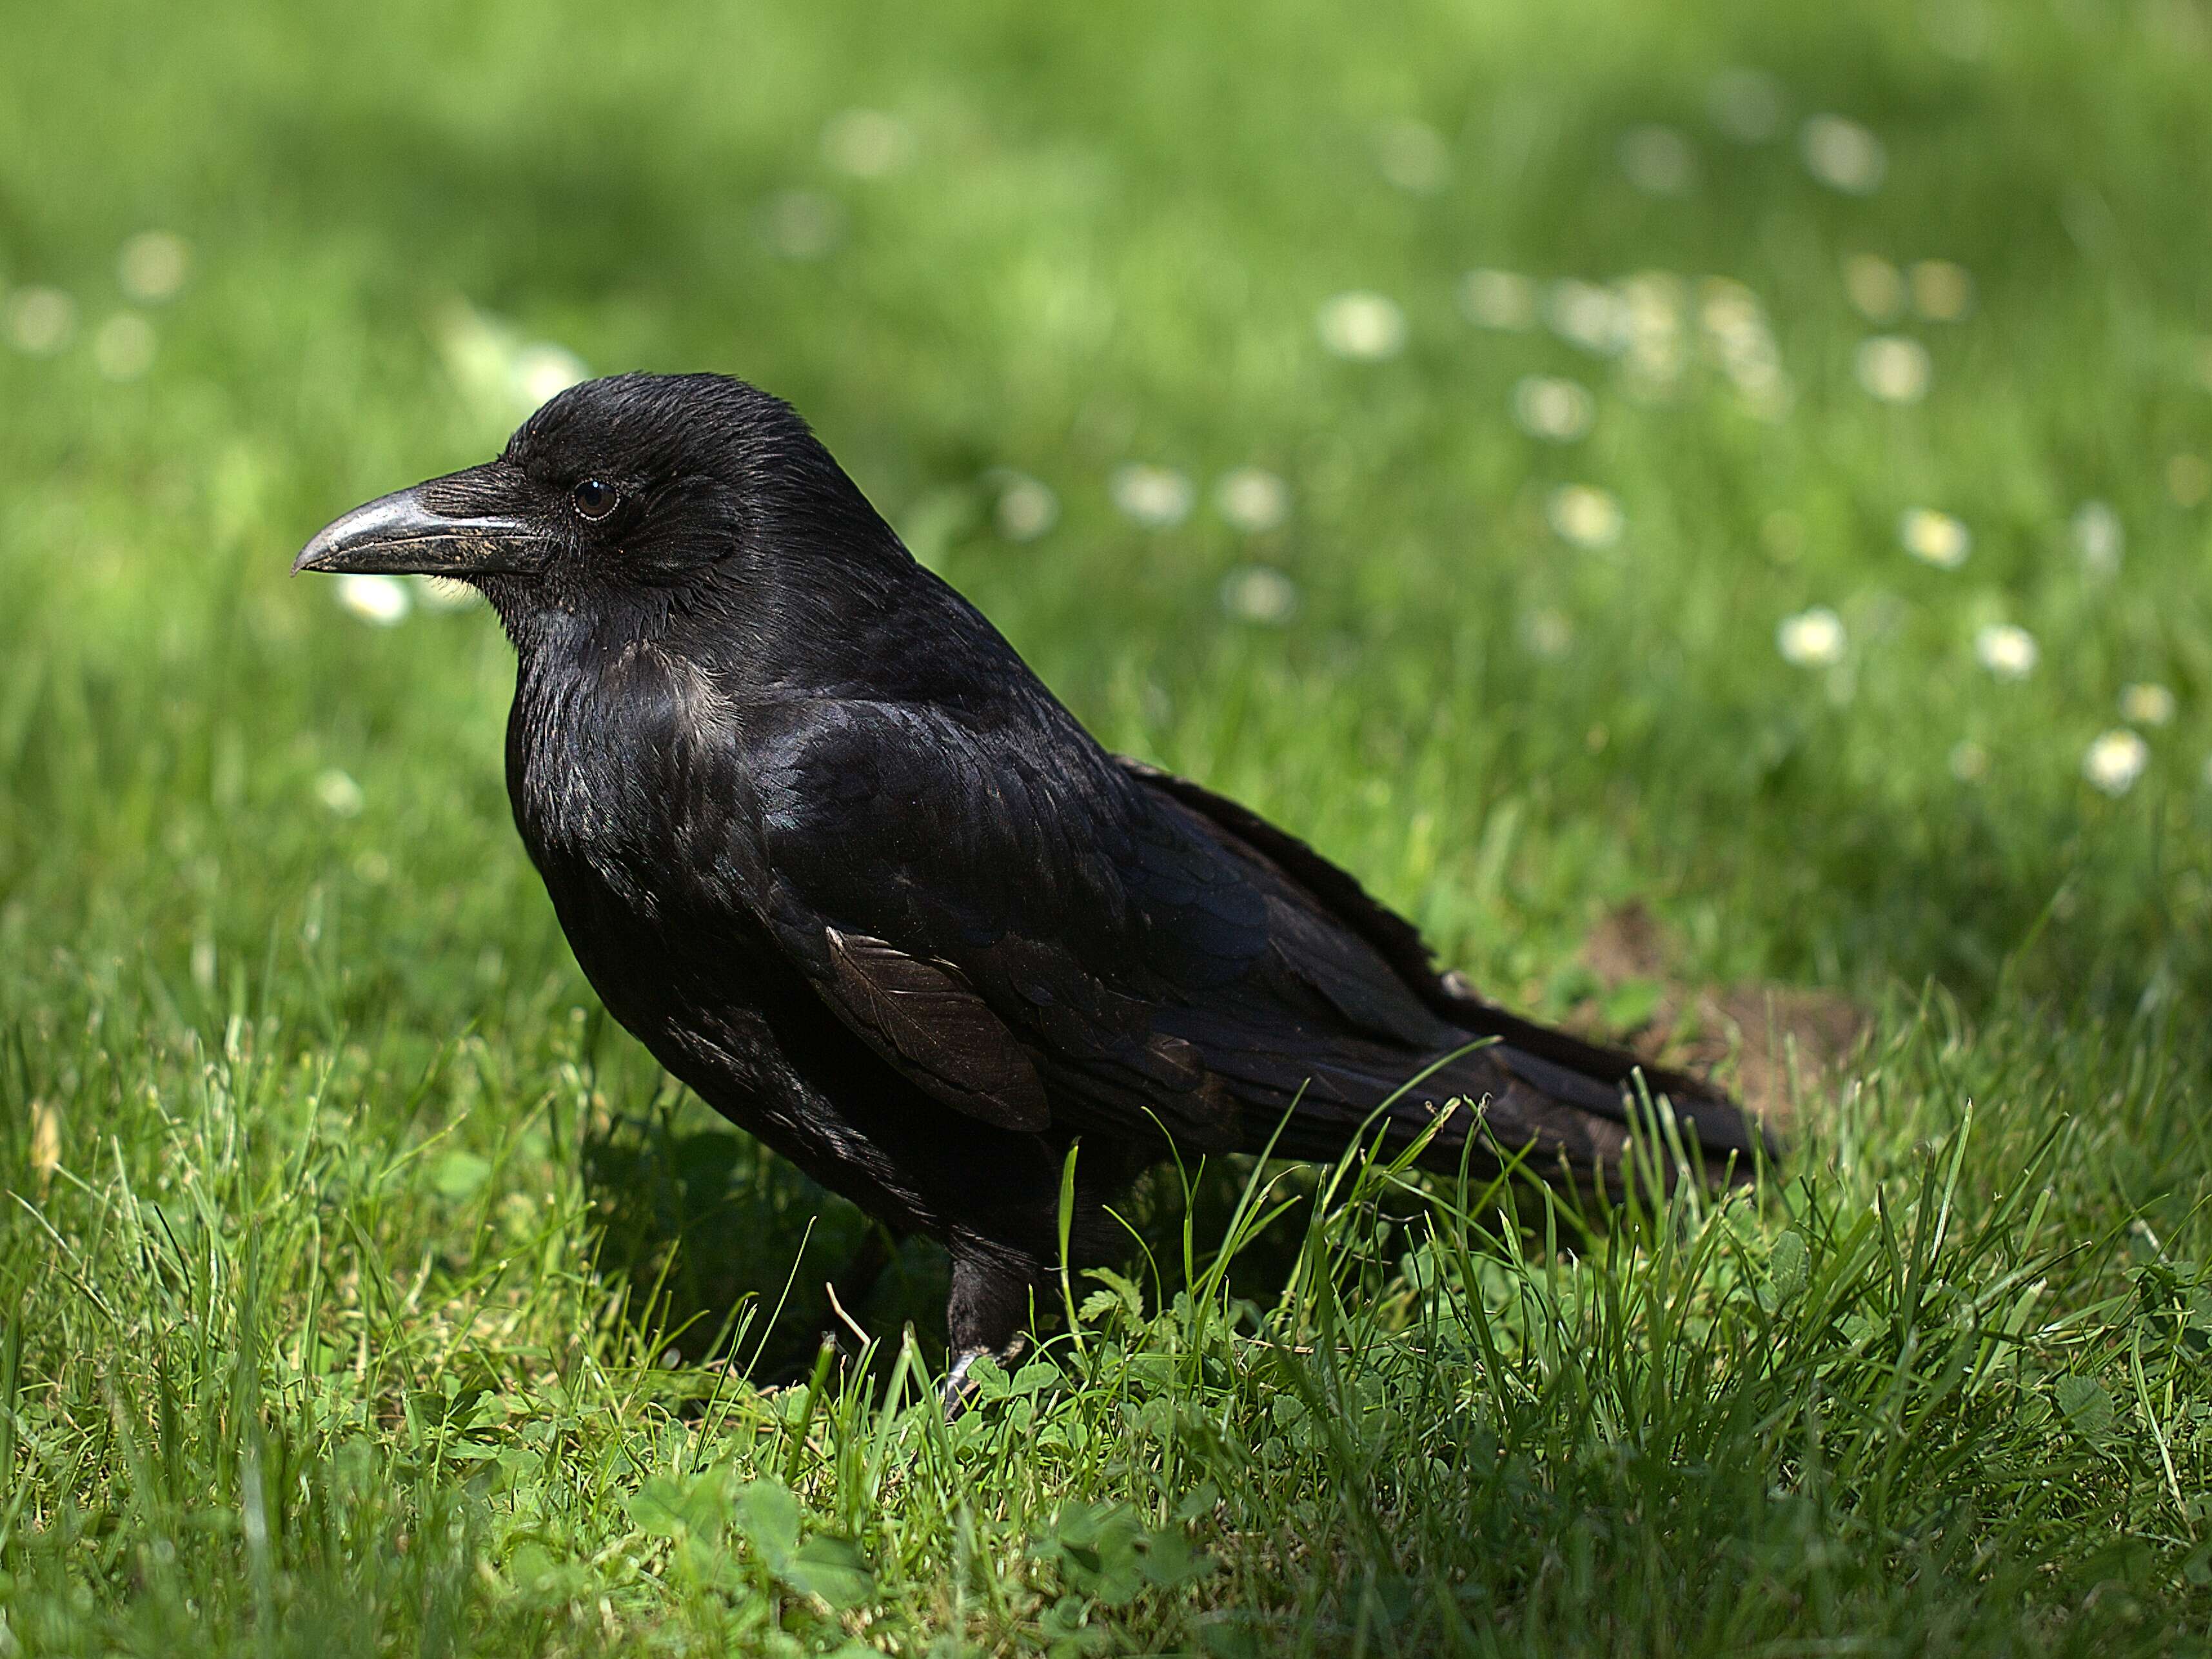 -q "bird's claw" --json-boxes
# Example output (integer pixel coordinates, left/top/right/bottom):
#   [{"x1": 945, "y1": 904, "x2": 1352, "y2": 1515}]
[{"x1": 939, "y1": 1339, "x2": 1025, "y2": 1420}]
